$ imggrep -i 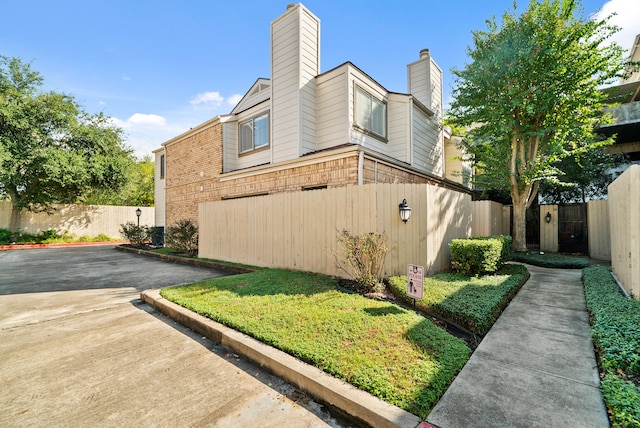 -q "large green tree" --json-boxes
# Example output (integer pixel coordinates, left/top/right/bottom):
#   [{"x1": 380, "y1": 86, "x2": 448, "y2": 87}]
[
  {"x1": 539, "y1": 148, "x2": 627, "y2": 204},
  {"x1": 83, "y1": 155, "x2": 154, "y2": 207},
  {"x1": 0, "y1": 55, "x2": 135, "y2": 230},
  {"x1": 449, "y1": 0, "x2": 627, "y2": 252}
]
